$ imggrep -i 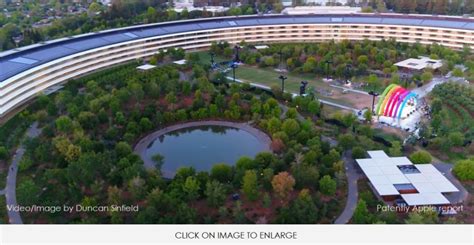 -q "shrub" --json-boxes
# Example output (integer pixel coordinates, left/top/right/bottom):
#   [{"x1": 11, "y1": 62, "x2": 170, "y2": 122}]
[
  {"x1": 453, "y1": 159, "x2": 474, "y2": 181},
  {"x1": 409, "y1": 150, "x2": 432, "y2": 164}
]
